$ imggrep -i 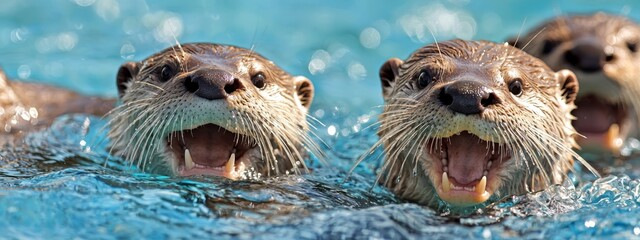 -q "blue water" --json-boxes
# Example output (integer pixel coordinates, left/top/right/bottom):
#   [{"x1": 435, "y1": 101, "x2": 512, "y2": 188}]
[{"x1": 2, "y1": 0, "x2": 640, "y2": 239}]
